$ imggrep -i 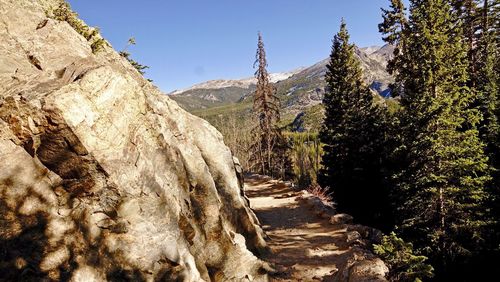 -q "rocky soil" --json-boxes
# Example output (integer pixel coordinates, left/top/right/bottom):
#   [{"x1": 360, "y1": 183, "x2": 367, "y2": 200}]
[
  {"x1": 246, "y1": 175, "x2": 388, "y2": 282},
  {"x1": 0, "y1": 0, "x2": 268, "y2": 281}
]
